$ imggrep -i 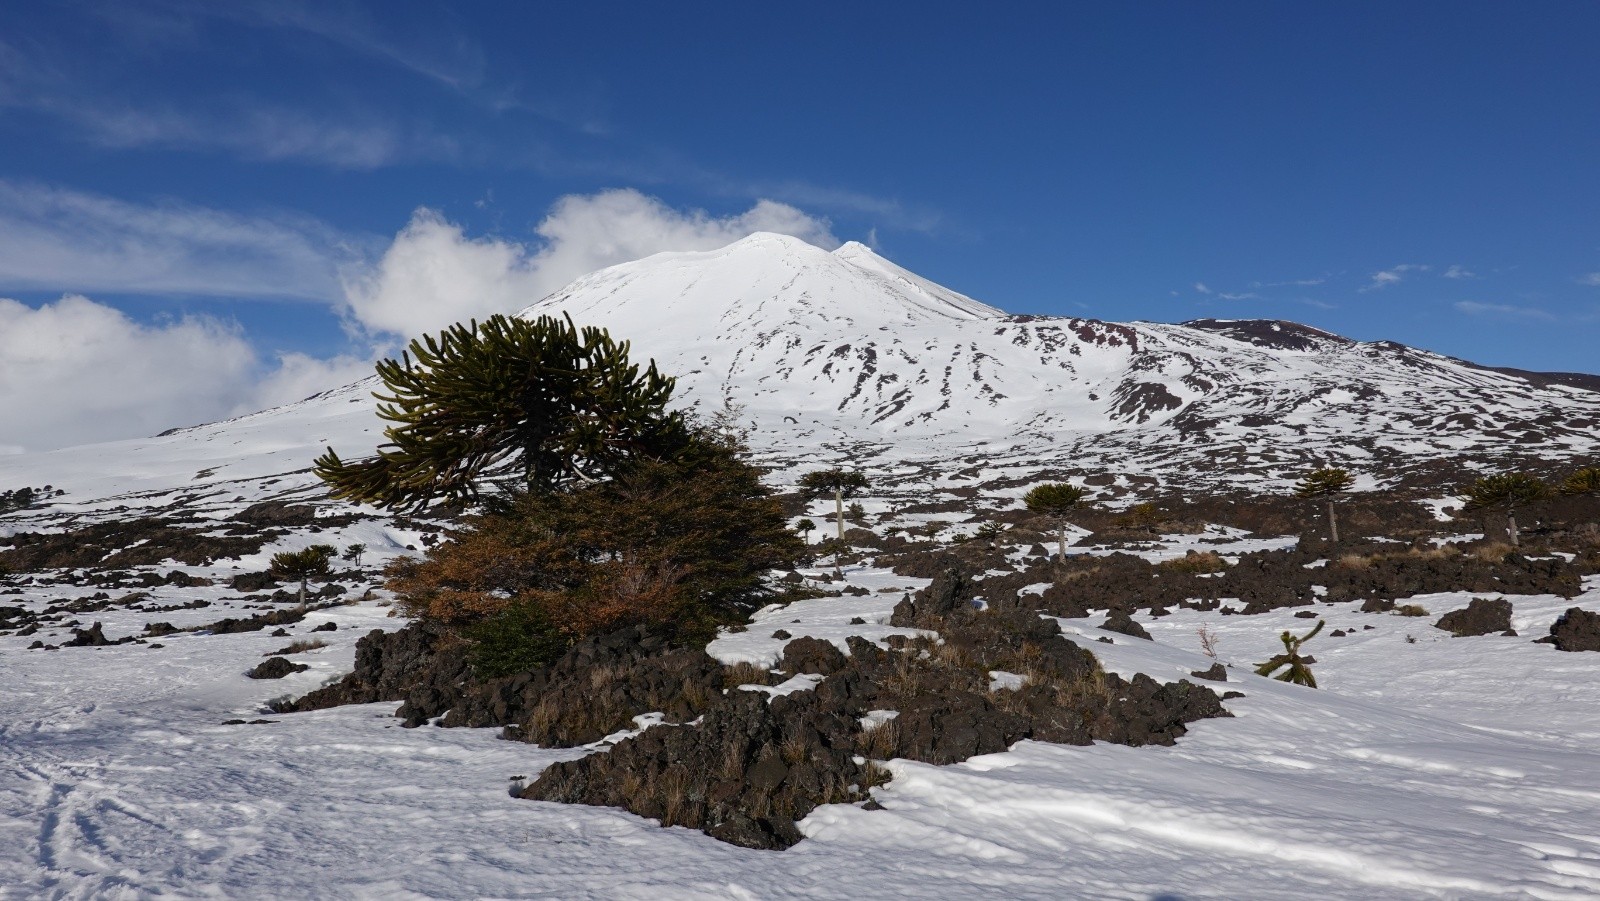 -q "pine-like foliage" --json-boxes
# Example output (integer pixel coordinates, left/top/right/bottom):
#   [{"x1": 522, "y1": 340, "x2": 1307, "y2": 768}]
[
  {"x1": 798, "y1": 468, "x2": 871, "y2": 566},
  {"x1": 1293, "y1": 467, "x2": 1354, "y2": 499},
  {"x1": 1024, "y1": 482, "x2": 1089, "y2": 563},
  {"x1": 387, "y1": 427, "x2": 801, "y2": 666},
  {"x1": 315, "y1": 314, "x2": 684, "y2": 511},
  {"x1": 1559, "y1": 467, "x2": 1600, "y2": 497},
  {"x1": 270, "y1": 545, "x2": 335, "y2": 607},
  {"x1": 1463, "y1": 471, "x2": 1551, "y2": 546},
  {"x1": 1463, "y1": 472, "x2": 1551, "y2": 511},
  {"x1": 1255, "y1": 619, "x2": 1324, "y2": 688},
  {"x1": 1294, "y1": 467, "x2": 1355, "y2": 543}
]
